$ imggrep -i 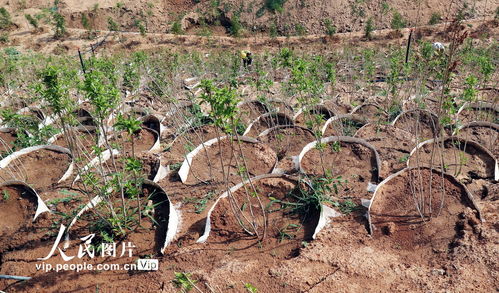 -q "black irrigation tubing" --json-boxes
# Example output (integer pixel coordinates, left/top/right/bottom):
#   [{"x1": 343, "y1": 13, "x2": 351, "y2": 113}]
[
  {"x1": 71, "y1": 31, "x2": 114, "y2": 58},
  {"x1": 370, "y1": 76, "x2": 444, "y2": 83}
]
